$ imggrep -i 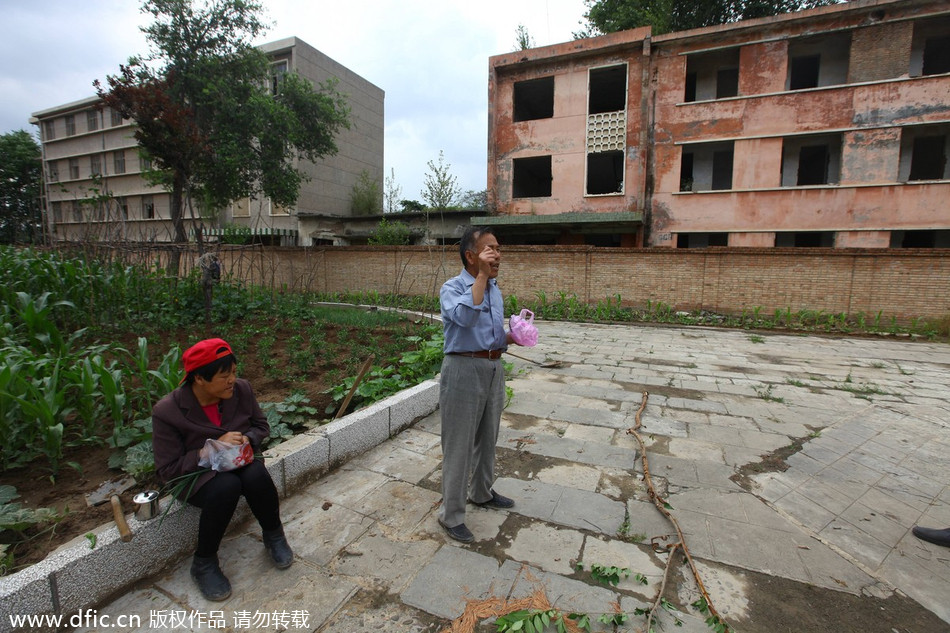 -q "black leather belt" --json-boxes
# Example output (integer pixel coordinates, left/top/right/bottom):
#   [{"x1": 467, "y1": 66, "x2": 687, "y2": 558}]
[{"x1": 449, "y1": 350, "x2": 503, "y2": 360}]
